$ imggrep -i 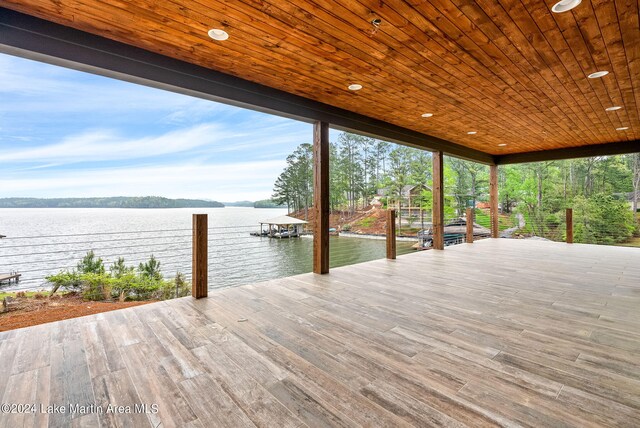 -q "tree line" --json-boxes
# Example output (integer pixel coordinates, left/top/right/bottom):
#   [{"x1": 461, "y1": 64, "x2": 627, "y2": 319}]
[
  {"x1": 272, "y1": 133, "x2": 432, "y2": 216},
  {"x1": 0, "y1": 196, "x2": 224, "y2": 208},
  {"x1": 272, "y1": 132, "x2": 639, "y2": 244}
]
